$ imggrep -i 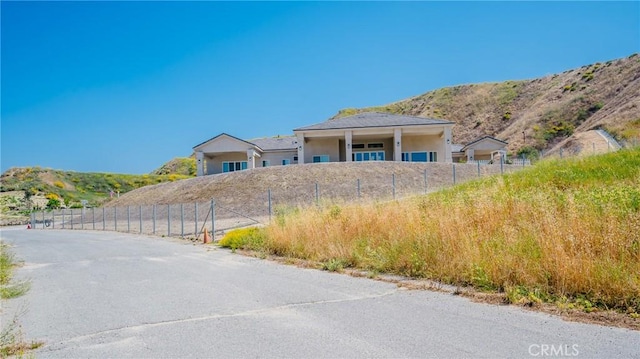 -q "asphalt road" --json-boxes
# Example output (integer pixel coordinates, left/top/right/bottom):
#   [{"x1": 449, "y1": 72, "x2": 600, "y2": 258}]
[{"x1": 1, "y1": 228, "x2": 638, "y2": 358}]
